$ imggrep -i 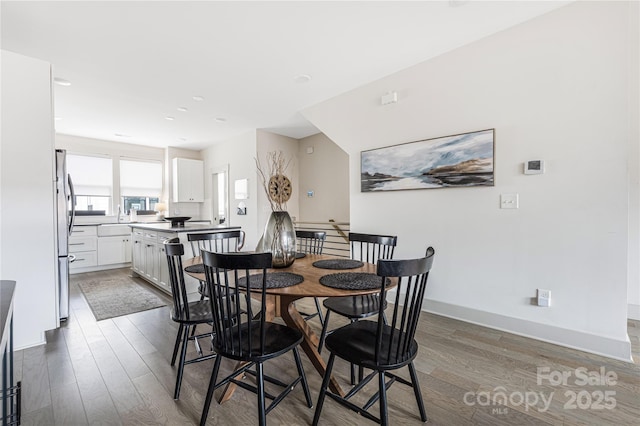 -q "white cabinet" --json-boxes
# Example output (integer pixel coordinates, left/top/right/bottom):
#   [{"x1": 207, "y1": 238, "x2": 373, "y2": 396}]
[
  {"x1": 71, "y1": 224, "x2": 133, "y2": 273},
  {"x1": 97, "y1": 225, "x2": 131, "y2": 266},
  {"x1": 97, "y1": 236, "x2": 132, "y2": 265},
  {"x1": 131, "y1": 229, "x2": 172, "y2": 294},
  {"x1": 172, "y1": 158, "x2": 204, "y2": 202},
  {"x1": 157, "y1": 242, "x2": 170, "y2": 291},
  {"x1": 69, "y1": 226, "x2": 98, "y2": 271},
  {"x1": 132, "y1": 229, "x2": 144, "y2": 274}
]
